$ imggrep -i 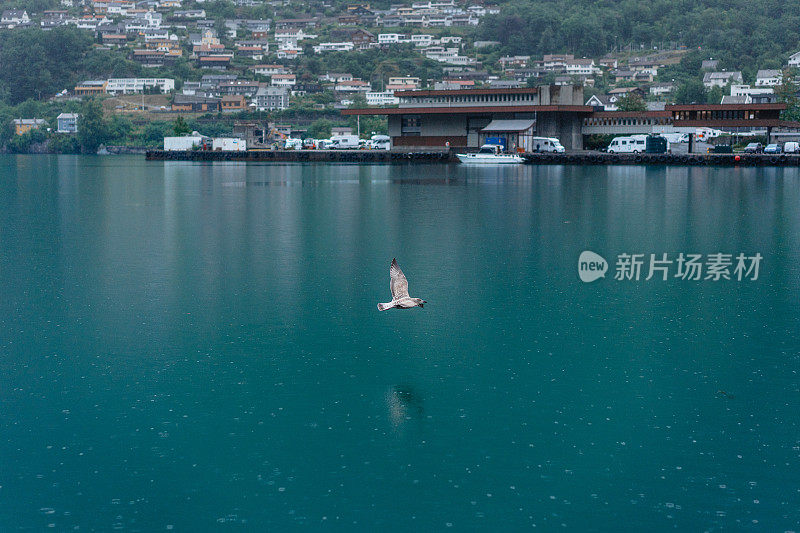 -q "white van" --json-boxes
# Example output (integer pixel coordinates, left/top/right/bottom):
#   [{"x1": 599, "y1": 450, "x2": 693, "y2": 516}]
[
  {"x1": 284, "y1": 138, "x2": 303, "y2": 150},
  {"x1": 607, "y1": 135, "x2": 647, "y2": 153},
  {"x1": 659, "y1": 132, "x2": 688, "y2": 144},
  {"x1": 695, "y1": 127, "x2": 722, "y2": 141},
  {"x1": 371, "y1": 134, "x2": 392, "y2": 151},
  {"x1": 784, "y1": 141, "x2": 800, "y2": 153},
  {"x1": 329, "y1": 134, "x2": 360, "y2": 149},
  {"x1": 531, "y1": 137, "x2": 565, "y2": 153}
]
